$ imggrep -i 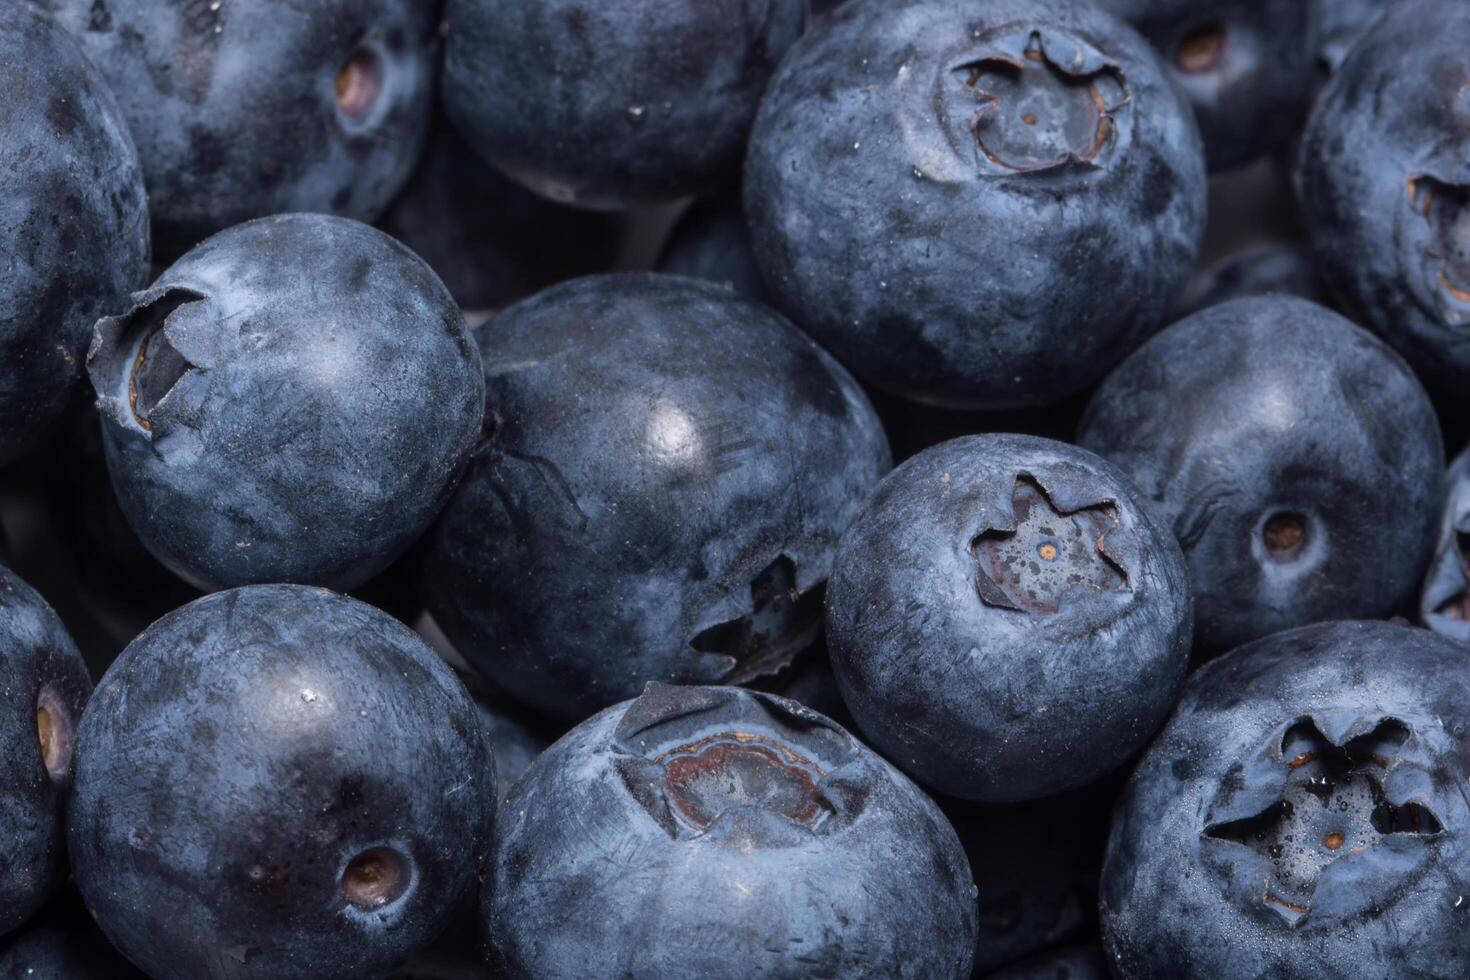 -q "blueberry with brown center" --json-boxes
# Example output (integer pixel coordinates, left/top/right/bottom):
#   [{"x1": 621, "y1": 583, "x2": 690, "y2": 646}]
[
  {"x1": 825, "y1": 434, "x2": 1192, "y2": 802},
  {"x1": 1102, "y1": 620, "x2": 1470, "y2": 977},
  {"x1": 66, "y1": 585, "x2": 494, "y2": 980},
  {"x1": 1079, "y1": 296, "x2": 1444, "y2": 652},
  {"x1": 485, "y1": 683, "x2": 978, "y2": 979},
  {"x1": 0, "y1": 569, "x2": 91, "y2": 938},
  {"x1": 744, "y1": 0, "x2": 1206, "y2": 409}
]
